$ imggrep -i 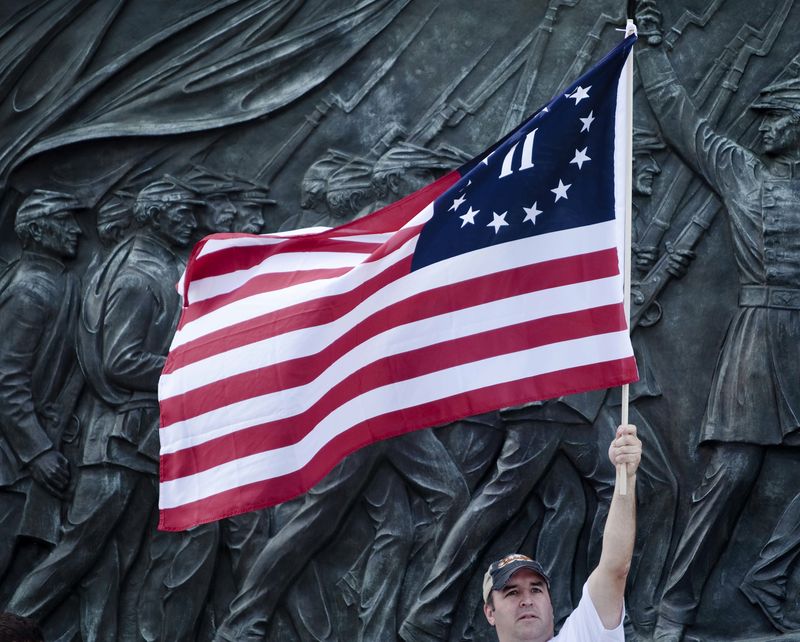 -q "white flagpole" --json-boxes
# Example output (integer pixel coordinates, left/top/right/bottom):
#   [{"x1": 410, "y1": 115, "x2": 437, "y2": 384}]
[{"x1": 617, "y1": 19, "x2": 636, "y2": 496}]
